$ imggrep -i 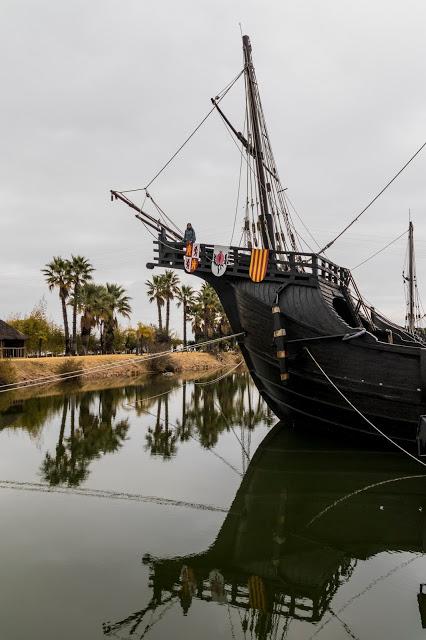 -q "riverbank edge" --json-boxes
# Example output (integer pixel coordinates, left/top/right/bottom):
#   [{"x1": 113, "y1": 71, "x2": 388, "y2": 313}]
[{"x1": 1, "y1": 351, "x2": 244, "y2": 385}]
